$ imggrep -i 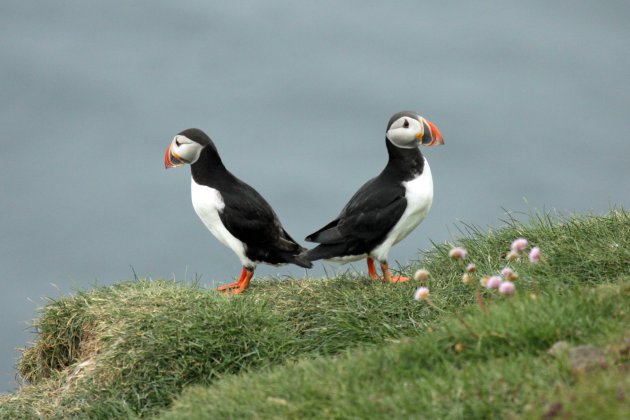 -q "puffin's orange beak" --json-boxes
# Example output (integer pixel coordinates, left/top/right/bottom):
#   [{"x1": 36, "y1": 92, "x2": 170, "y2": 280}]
[
  {"x1": 164, "y1": 144, "x2": 185, "y2": 169},
  {"x1": 417, "y1": 118, "x2": 444, "y2": 147},
  {"x1": 424, "y1": 119, "x2": 444, "y2": 146}
]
